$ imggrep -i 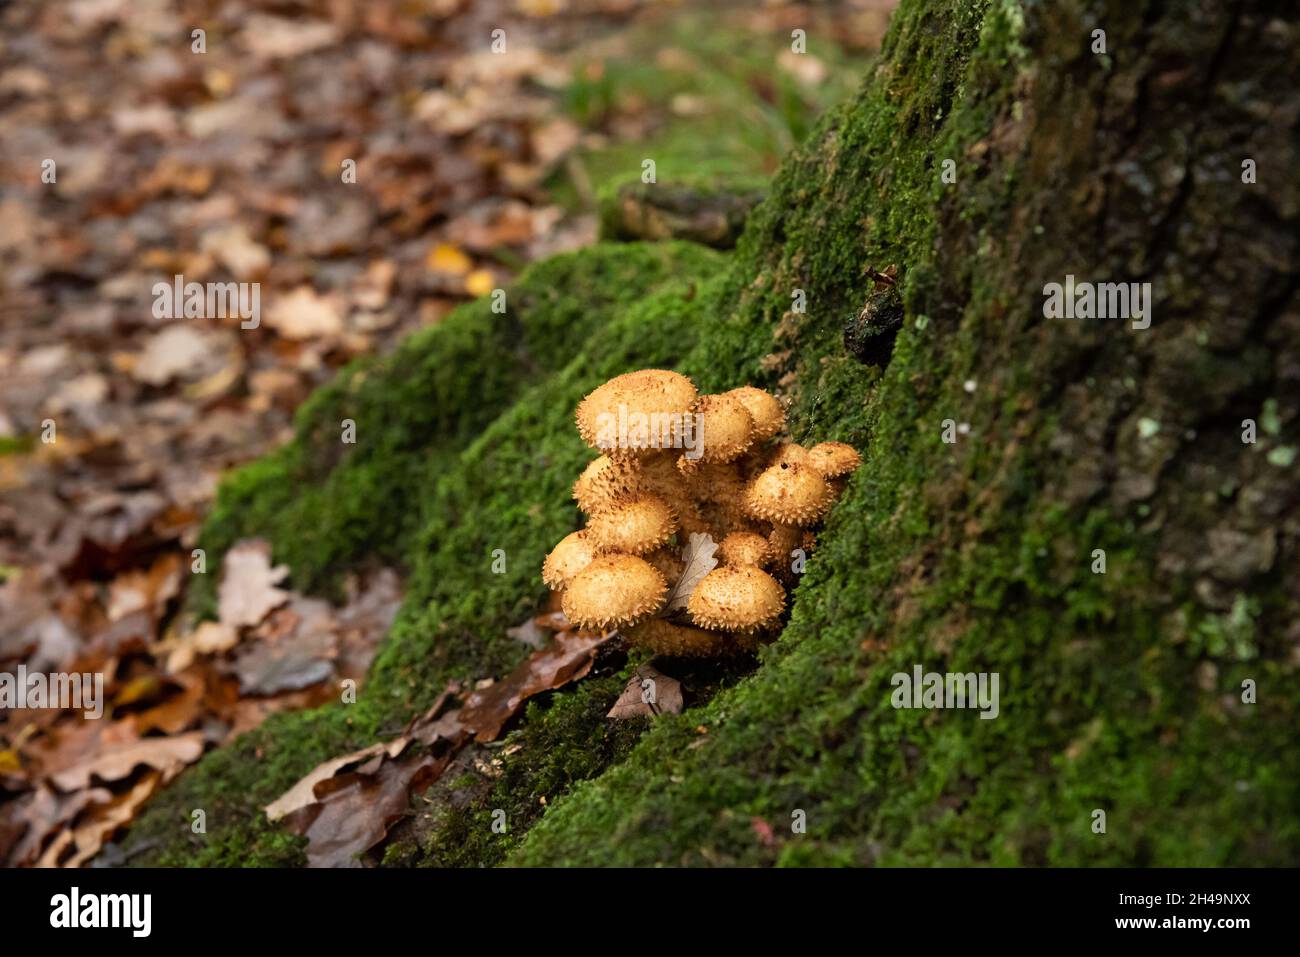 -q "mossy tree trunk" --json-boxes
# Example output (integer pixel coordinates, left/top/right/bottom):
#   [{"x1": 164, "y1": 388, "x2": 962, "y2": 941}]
[
  {"x1": 127, "y1": 0, "x2": 1297, "y2": 866},
  {"x1": 514, "y1": 0, "x2": 1299, "y2": 865}
]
